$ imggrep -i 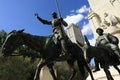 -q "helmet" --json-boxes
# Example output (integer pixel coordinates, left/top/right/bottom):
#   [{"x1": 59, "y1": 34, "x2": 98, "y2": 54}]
[
  {"x1": 52, "y1": 12, "x2": 57, "y2": 15},
  {"x1": 96, "y1": 28, "x2": 104, "y2": 33}
]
